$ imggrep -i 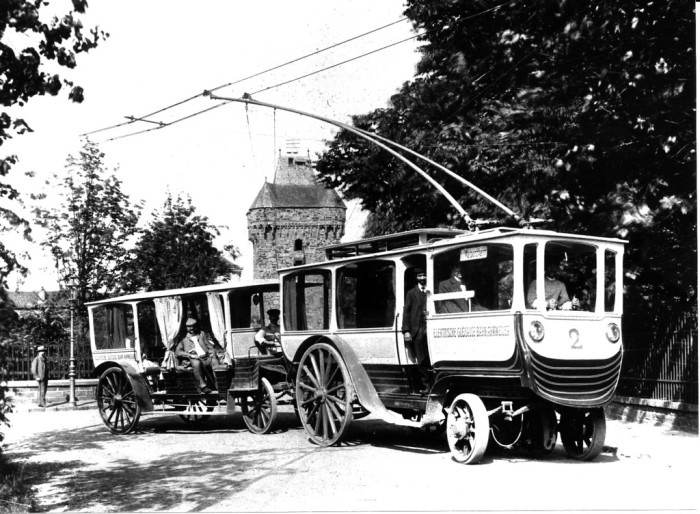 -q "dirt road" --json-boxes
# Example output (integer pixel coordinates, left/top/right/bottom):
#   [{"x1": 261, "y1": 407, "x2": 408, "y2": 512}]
[{"x1": 4, "y1": 406, "x2": 698, "y2": 512}]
